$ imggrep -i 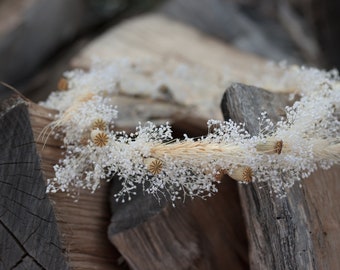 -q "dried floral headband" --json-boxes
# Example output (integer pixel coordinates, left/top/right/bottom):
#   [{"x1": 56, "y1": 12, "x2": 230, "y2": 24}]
[{"x1": 40, "y1": 61, "x2": 340, "y2": 203}]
